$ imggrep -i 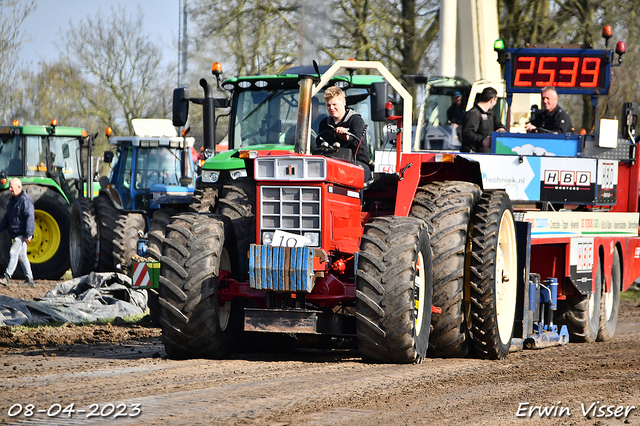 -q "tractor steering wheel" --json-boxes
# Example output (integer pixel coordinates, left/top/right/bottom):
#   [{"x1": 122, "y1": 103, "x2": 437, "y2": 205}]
[{"x1": 316, "y1": 129, "x2": 358, "y2": 145}]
